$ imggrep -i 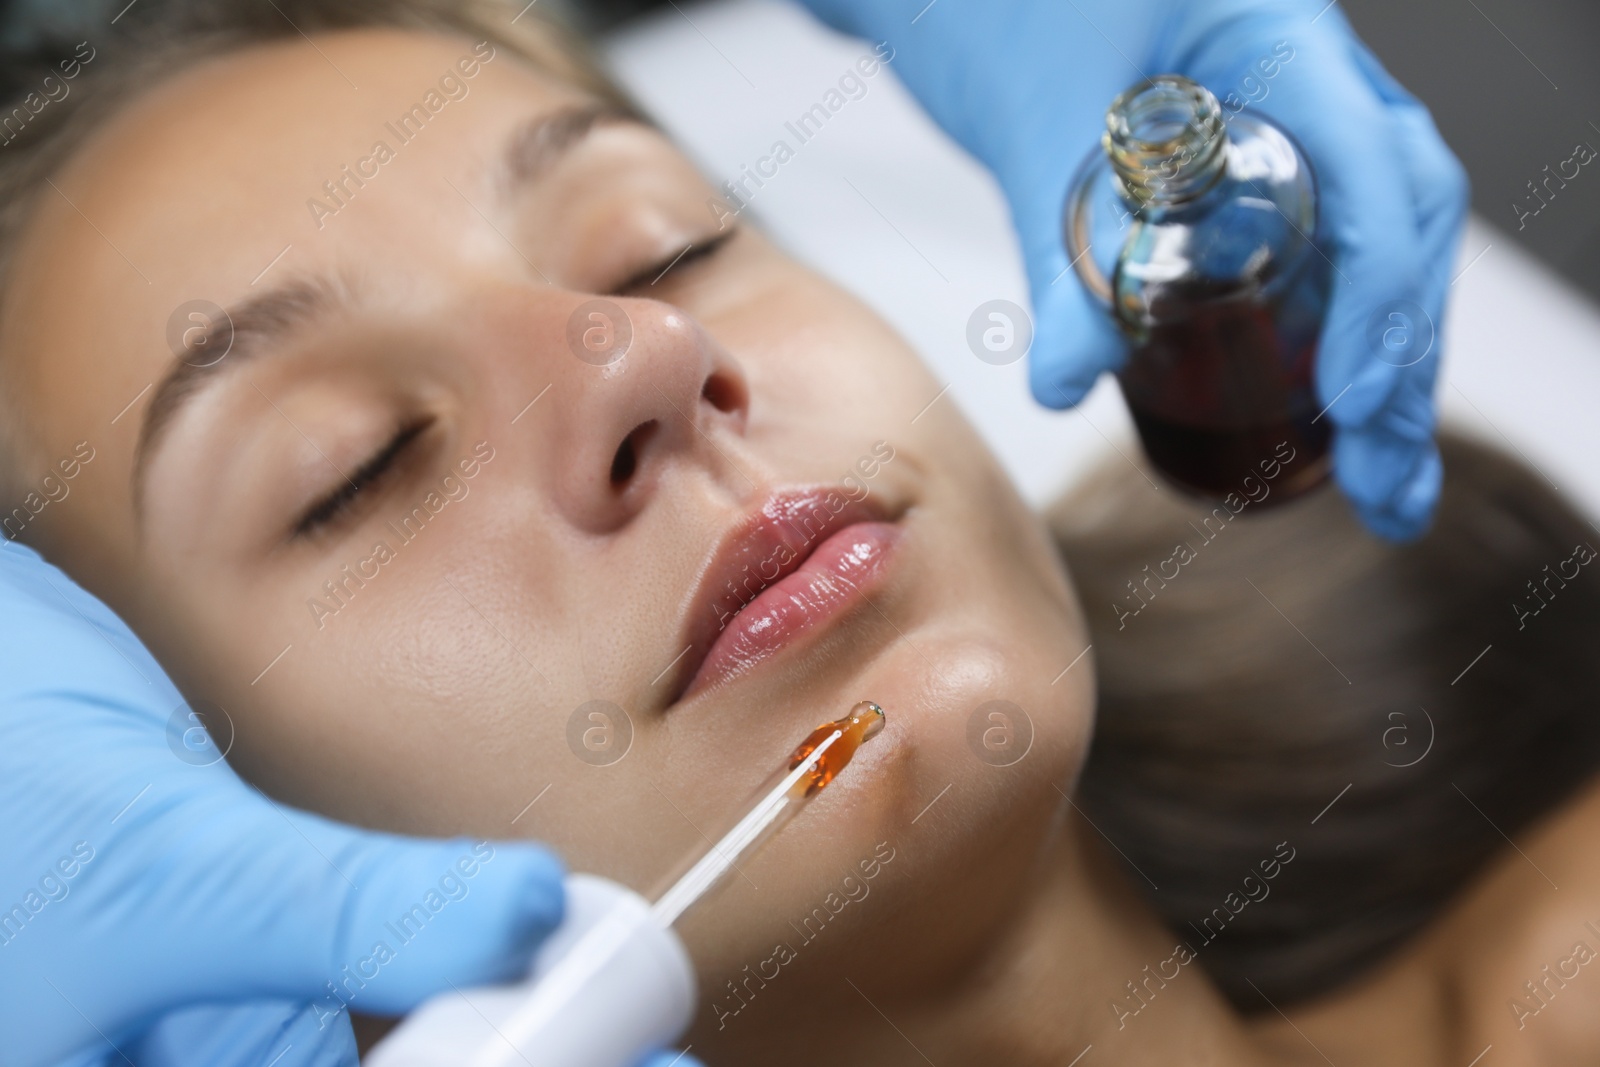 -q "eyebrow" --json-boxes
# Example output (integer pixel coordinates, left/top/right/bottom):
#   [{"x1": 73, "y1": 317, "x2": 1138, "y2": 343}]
[
  {"x1": 134, "y1": 274, "x2": 344, "y2": 510},
  {"x1": 496, "y1": 103, "x2": 639, "y2": 198},
  {"x1": 133, "y1": 104, "x2": 640, "y2": 503}
]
